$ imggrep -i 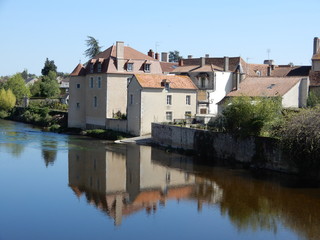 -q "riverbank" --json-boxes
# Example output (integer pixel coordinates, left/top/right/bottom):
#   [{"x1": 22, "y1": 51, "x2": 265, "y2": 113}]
[{"x1": 2, "y1": 107, "x2": 132, "y2": 141}]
